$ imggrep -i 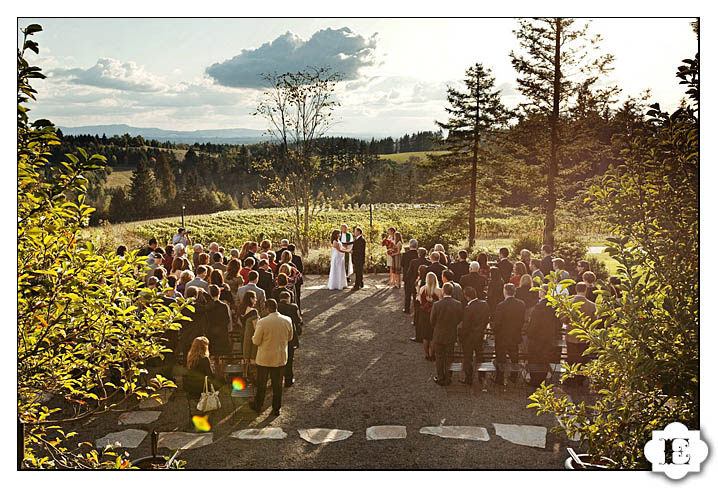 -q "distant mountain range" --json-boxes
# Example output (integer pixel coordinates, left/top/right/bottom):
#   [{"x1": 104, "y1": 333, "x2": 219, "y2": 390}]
[{"x1": 57, "y1": 124, "x2": 397, "y2": 145}]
